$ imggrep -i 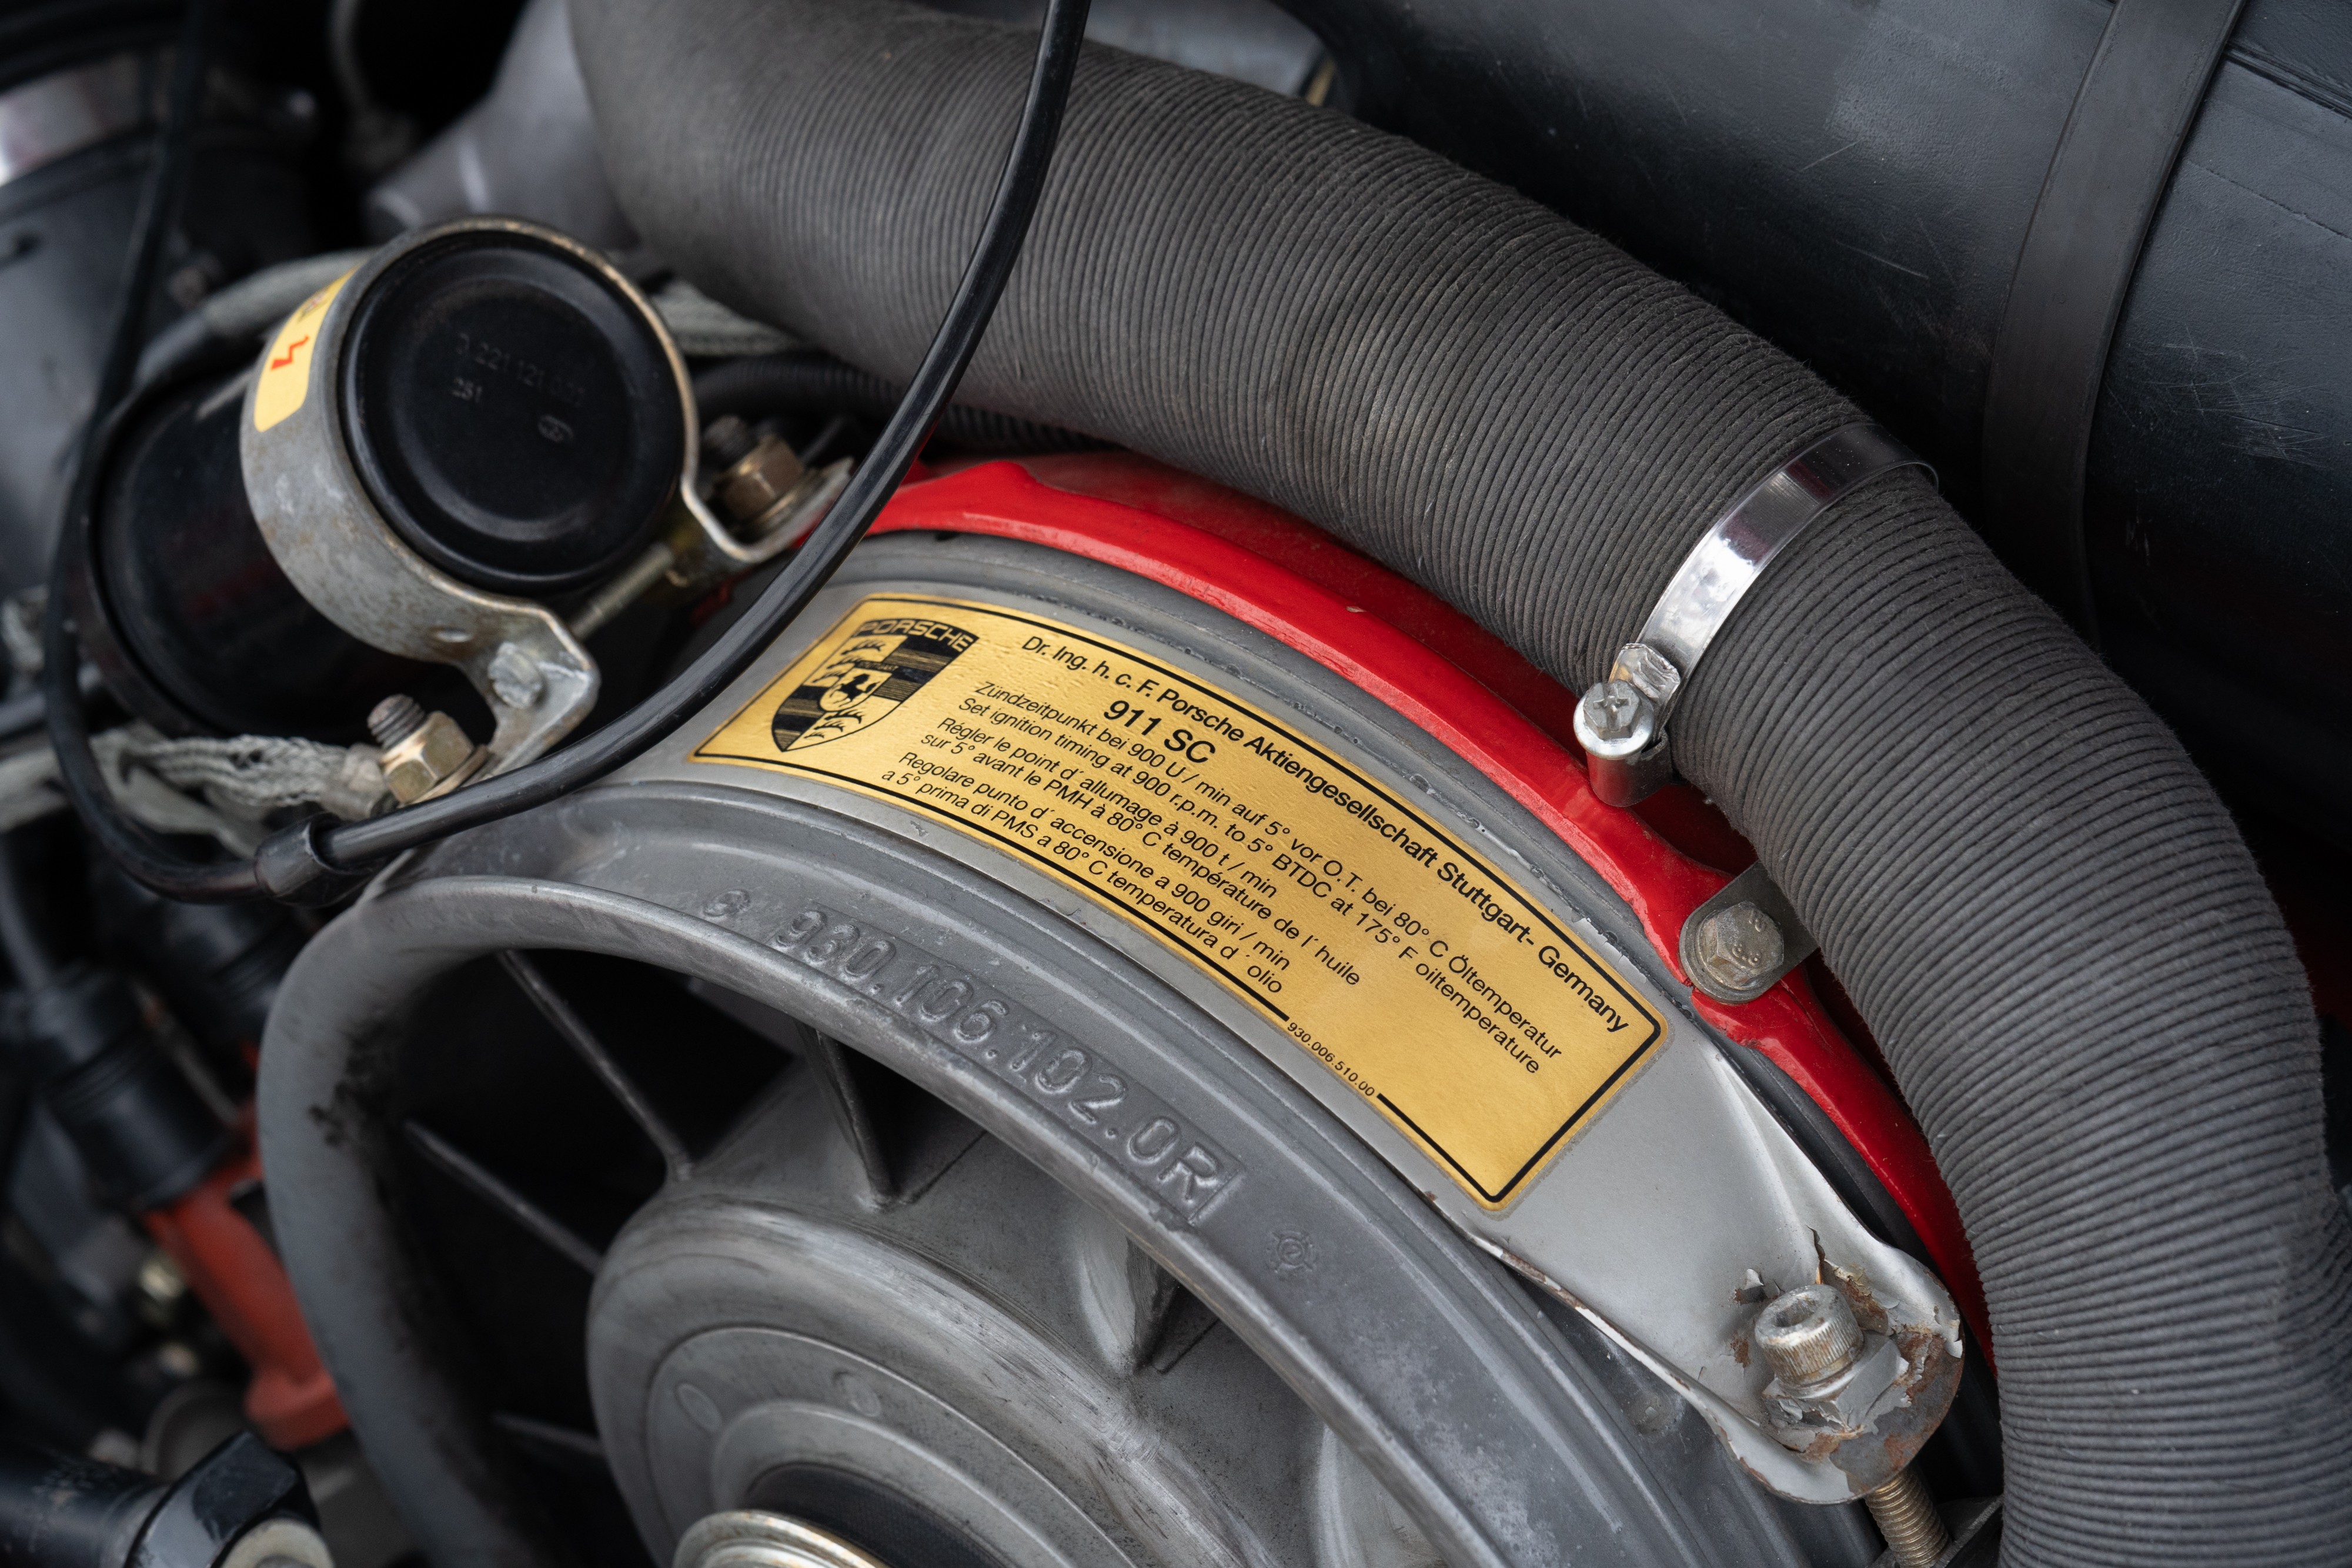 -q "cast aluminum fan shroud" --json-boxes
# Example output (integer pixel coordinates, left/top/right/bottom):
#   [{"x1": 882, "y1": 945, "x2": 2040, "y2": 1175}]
[{"x1": 258, "y1": 496, "x2": 1966, "y2": 1568}]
